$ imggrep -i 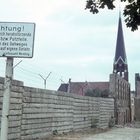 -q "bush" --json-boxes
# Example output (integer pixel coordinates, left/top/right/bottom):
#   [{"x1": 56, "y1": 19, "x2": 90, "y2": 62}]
[
  {"x1": 91, "y1": 117, "x2": 99, "y2": 128},
  {"x1": 85, "y1": 88, "x2": 110, "y2": 98},
  {"x1": 108, "y1": 116, "x2": 115, "y2": 128},
  {"x1": 53, "y1": 130, "x2": 58, "y2": 135}
]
